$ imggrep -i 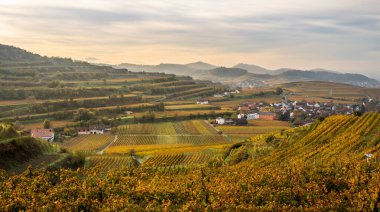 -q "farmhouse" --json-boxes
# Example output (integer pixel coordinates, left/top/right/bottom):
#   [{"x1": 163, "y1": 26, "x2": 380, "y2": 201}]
[
  {"x1": 77, "y1": 124, "x2": 109, "y2": 135},
  {"x1": 259, "y1": 112, "x2": 276, "y2": 120},
  {"x1": 31, "y1": 129, "x2": 54, "y2": 142},
  {"x1": 247, "y1": 113, "x2": 260, "y2": 120},
  {"x1": 215, "y1": 117, "x2": 225, "y2": 125},
  {"x1": 196, "y1": 99, "x2": 209, "y2": 105},
  {"x1": 238, "y1": 106, "x2": 251, "y2": 114}
]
